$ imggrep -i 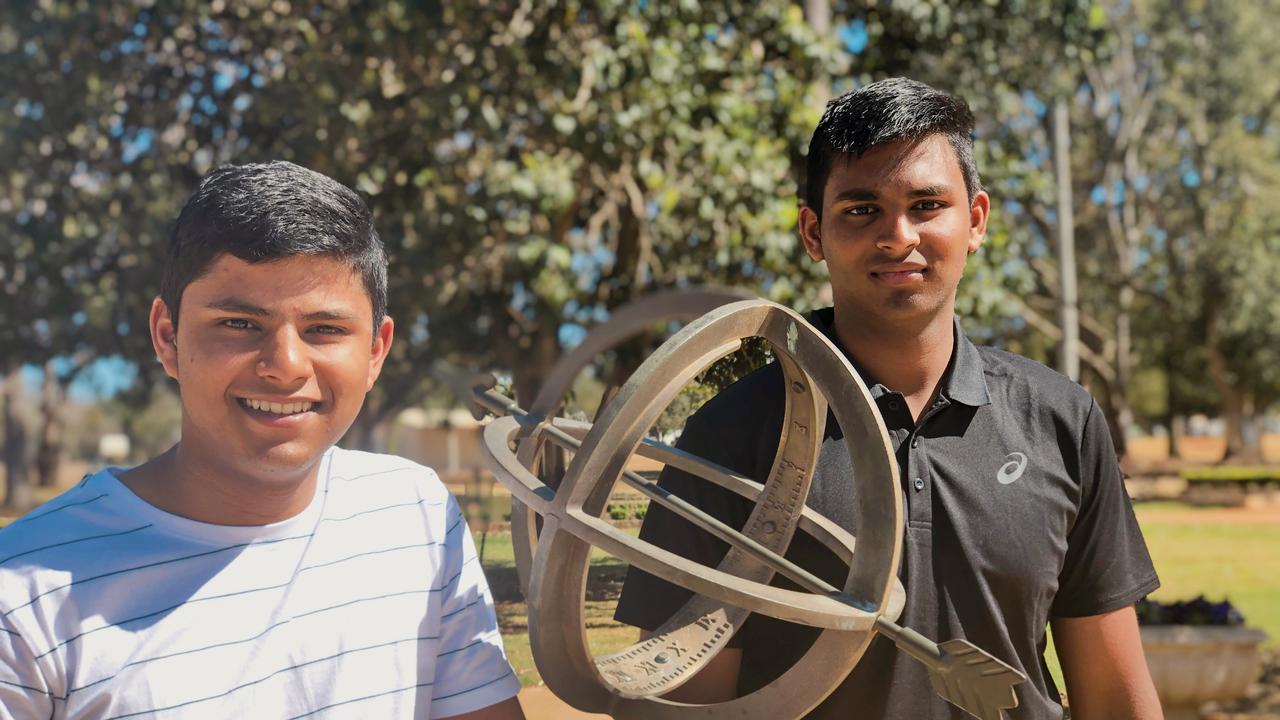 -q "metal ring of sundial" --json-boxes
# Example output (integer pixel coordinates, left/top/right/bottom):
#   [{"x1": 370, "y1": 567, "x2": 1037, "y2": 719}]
[
  {"x1": 482, "y1": 299, "x2": 904, "y2": 718},
  {"x1": 510, "y1": 287, "x2": 756, "y2": 596}
]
